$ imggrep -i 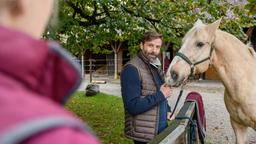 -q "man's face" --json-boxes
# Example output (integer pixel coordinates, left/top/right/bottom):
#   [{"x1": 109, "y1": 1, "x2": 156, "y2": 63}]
[{"x1": 140, "y1": 38, "x2": 162, "y2": 62}]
